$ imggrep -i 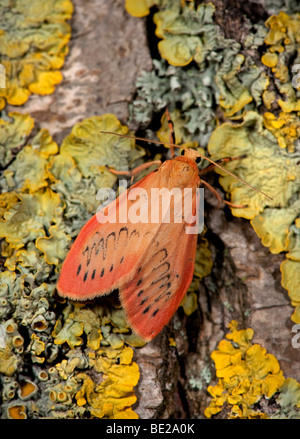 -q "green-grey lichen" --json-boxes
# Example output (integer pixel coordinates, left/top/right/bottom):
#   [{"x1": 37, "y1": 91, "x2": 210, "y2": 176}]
[
  {"x1": 129, "y1": 3, "x2": 270, "y2": 145},
  {"x1": 129, "y1": 59, "x2": 217, "y2": 147}
]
